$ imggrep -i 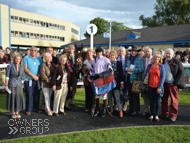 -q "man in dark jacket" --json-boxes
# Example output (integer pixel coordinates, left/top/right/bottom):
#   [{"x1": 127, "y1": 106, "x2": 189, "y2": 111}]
[{"x1": 162, "y1": 48, "x2": 185, "y2": 122}]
